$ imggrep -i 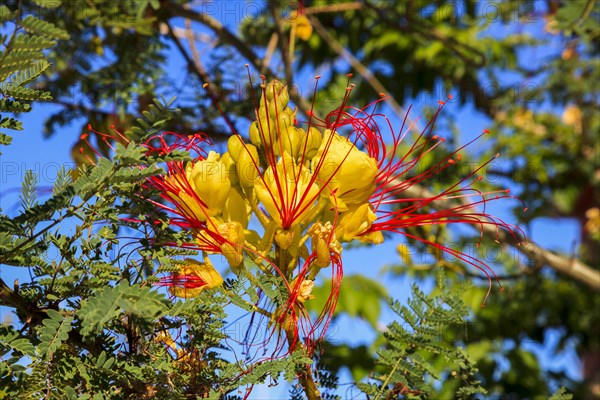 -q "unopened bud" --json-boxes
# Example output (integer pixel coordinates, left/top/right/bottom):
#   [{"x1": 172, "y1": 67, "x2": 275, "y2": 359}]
[
  {"x1": 282, "y1": 126, "x2": 303, "y2": 159},
  {"x1": 265, "y1": 80, "x2": 289, "y2": 109},
  {"x1": 278, "y1": 107, "x2": 295, "y2": 130},
  {"x1": 236, "y1": 144, "x2": 259, "y2": 188},
  {"x1": 305, "y1": 126, "x2": 322, "y2": 159},
  {"x1": 220, "y1": 152, "x2": 239, "y2": 185},
  {"x1": 254, "y1": 108, "x2": 276, "y2": 147},
  {"x1": 227, "y1": 135, "x2": 246, "y2": 162},
  {"x1": 249, "y1": 121, "x2": 262, "y2": 147}
]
